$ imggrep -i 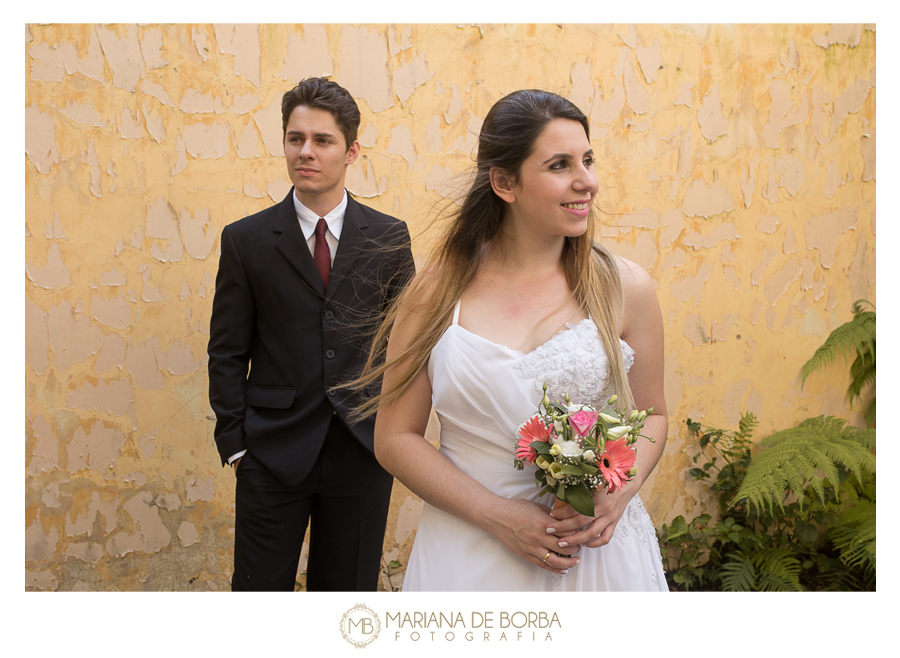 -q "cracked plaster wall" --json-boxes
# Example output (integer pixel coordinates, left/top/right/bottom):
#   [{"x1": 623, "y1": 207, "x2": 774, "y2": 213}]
[{"x1": 25, "y1": 23, "x2": 875, "y2": 591}]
